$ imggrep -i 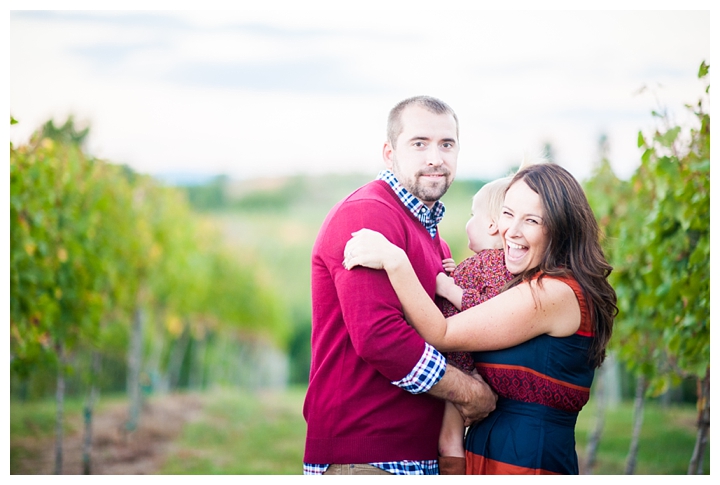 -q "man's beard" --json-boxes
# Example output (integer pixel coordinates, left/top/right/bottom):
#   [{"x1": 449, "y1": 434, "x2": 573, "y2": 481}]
[{"x1": 395, "y1": 163, "x2": 453, "y2": 203}]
